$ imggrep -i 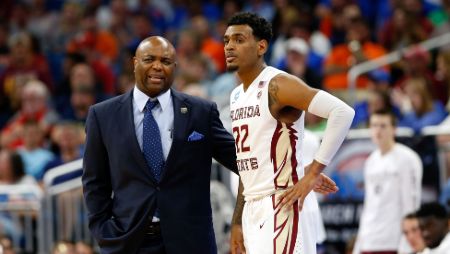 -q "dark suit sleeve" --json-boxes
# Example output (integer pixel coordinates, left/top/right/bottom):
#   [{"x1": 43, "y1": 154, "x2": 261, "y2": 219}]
[
  {"x1": 209, "y1": 102, "x2": 238, "y2": 174},
  {"x1": 82, "y1": 106, "x2": 113, "y2": 238}
]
